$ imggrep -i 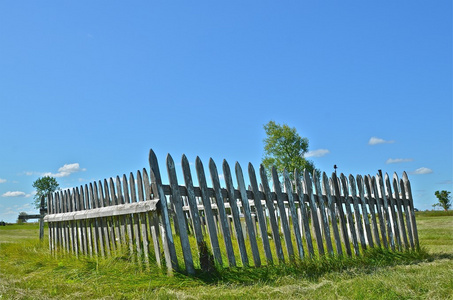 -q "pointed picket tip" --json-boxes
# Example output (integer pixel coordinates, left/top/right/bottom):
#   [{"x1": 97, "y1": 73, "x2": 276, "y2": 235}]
[
  {"x1": 248, "y1": 162, "x2": 256, "y2": 174},
  {"x1": 235, "y1": 161, "x2": 243, "y2": 176},
  {"x1": 166, "y1": 153, "x2": 175, "y2": 168},
  {"x1": 402, "y1": 171, "x2": 409, "y2": 182}
]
